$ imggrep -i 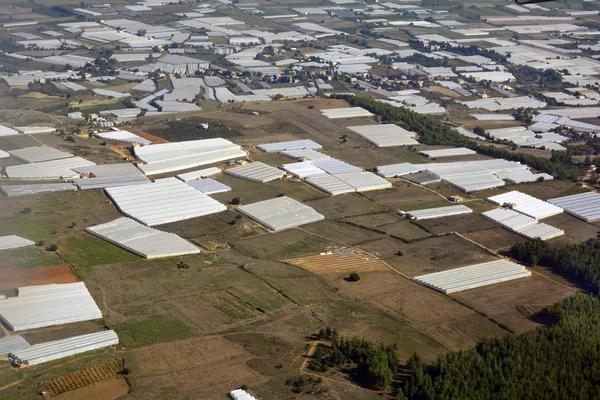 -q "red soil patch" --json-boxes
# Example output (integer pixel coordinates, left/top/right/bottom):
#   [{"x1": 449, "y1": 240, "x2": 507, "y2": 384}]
[
  {"x1": 0, "y1": 265, "x2": 76, "y2": 290},
  {"x1": 122, "y1": 127, "x2": 169, "y2": 144}
]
